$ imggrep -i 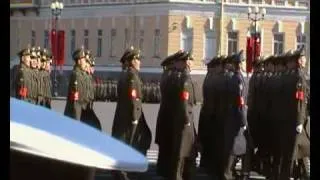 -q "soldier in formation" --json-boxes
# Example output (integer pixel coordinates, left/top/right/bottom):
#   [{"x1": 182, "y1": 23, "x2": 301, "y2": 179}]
[
  {"x1": 246, "y1": 47, "x2": 309, "y2": 180},
  {"x1": 64, "y1": 47, "x2": 107, "y2": 130},
  {"x1": 13, "y1": 46, "x2": 53, "y2": 108},
  {"x1": 156, "y1": 50, "x2": 198, "y2": 180},
  {"x1": 198, "y1": 51, "x2": 248, "y2": 180},
  {"x1": 111, "y1": 46, "x2": 152, "y2": 180}
]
